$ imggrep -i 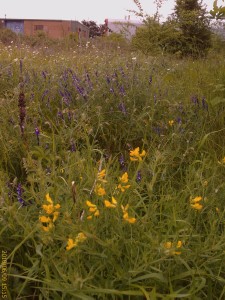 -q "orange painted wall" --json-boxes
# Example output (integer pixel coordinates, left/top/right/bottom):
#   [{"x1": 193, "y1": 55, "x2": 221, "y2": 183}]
[{"x1": 24, "y1": 20, "x2": 71, "y2": 39}]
